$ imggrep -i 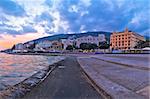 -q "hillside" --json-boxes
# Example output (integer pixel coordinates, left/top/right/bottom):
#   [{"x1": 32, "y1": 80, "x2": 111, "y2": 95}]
[{"x1": 25, "y1": 31, "x2": 111, "y2": 44}]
